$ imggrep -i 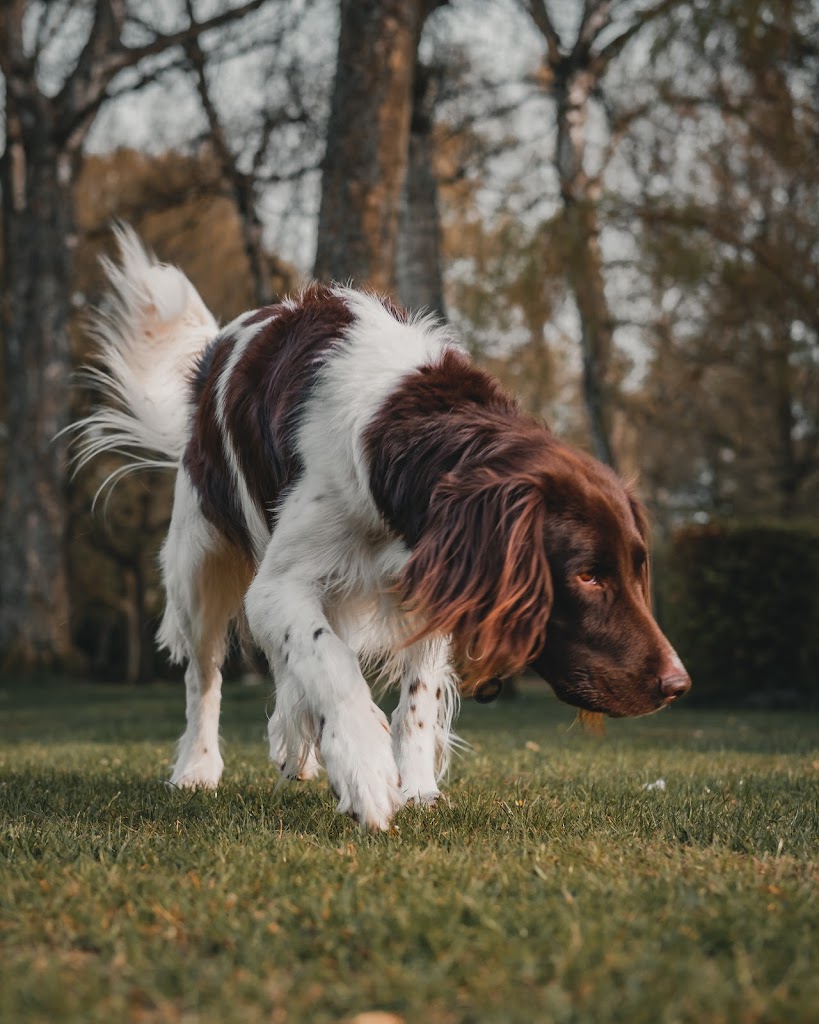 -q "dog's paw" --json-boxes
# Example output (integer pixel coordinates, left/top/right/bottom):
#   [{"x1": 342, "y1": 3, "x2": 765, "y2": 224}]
[
  {"x1": 321, "y1": 702, "x2": 402, "y2": 831},
  {"x1": 402, "y1": 788, "x2": 442, "y2": 808},
  {"x1": 394, "y1": 748, "x2": 441, "y2": 807},
  {"x1": 170, "y1": 749, "x2": 224, "y2": 790}
]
